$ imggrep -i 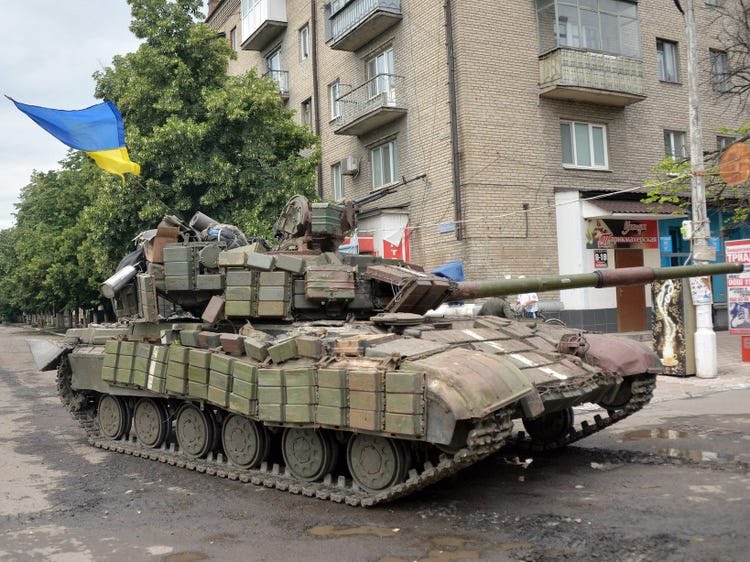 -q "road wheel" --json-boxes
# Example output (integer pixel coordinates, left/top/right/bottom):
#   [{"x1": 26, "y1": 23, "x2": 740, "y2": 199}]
[
  {"x1": 346, "y1": 434, "x2": 411, "y2": 492},
  {"x1": 97, "y1": 395, "x2": 130, "y2": 440},
  {"x1": 522, "y1": 407, "x2": 574, "y2": 443},
  {"x1": 221, "y1": 414, "x2": 270, "y2": 469},
  {"x1": 175, "y1": 403, "x2": 216, "y2": 459},
  {"x1": 281, "y1": 428, "x2": 337, "y2": 482},
  {"x1": 132, "y1": 398, "x2": 170, "y2": 448}
]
